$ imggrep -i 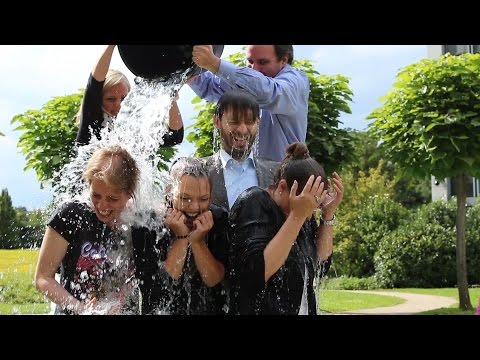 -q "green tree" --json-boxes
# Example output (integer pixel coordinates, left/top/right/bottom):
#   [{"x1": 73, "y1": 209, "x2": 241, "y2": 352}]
[
  {"x1": 347, "y1": 130, "x2": 430, "y2": 208},
  {"x1": 0, "y1": 189, "x2": 17, "y2": 249},
  {"x1": 11, "y1": 92, "x2": 82, "y2": 187},
  {"x1": 368, "y1": 52, "x2": 480, "y2": 309},
  {"x1": 11, "y1": 90, "x2": 177, "y2": 187},
  {"x1": 187, "y1": 52, "x2": 356, "y2": 173},
  {"x1": 14, "y1": 207, "x2": 45, "y2": 249}
]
